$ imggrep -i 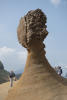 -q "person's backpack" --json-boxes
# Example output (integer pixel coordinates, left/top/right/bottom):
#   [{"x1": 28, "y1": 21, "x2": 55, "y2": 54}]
[{"x1": 9, "y1": 72, "x2": 15, "y2": 78}]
